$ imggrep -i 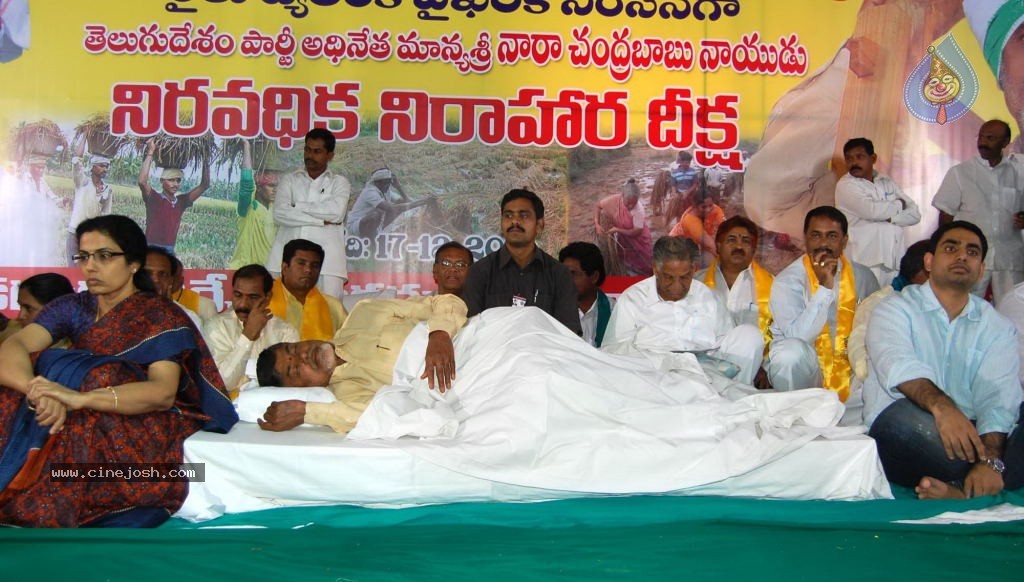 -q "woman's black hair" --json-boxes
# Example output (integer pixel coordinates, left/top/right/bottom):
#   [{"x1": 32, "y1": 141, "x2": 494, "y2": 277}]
[
  {"x1": 19, "y1": 273, "x2": 74, "y2": 304},
  {"x1": 75, "y1": 215, "x2": 156, "y2": 293}
]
